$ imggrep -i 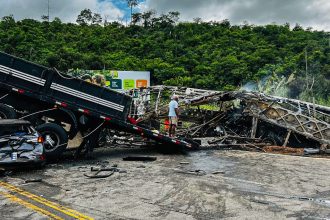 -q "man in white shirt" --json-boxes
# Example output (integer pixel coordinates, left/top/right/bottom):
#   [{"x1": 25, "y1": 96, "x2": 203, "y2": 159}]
[{"x1": 168, "y1": 95, "x2": 179, "y2": 137}]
